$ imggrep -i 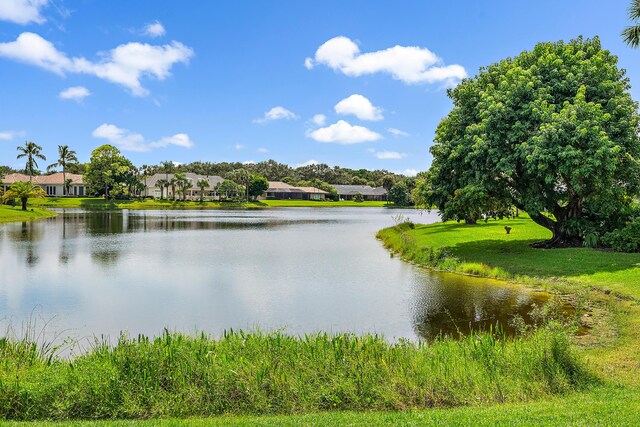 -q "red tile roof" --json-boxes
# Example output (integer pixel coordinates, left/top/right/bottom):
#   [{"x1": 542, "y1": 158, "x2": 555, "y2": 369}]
[{"x1": 2, "y1": 172, "x2": 84, "y2": 185}]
